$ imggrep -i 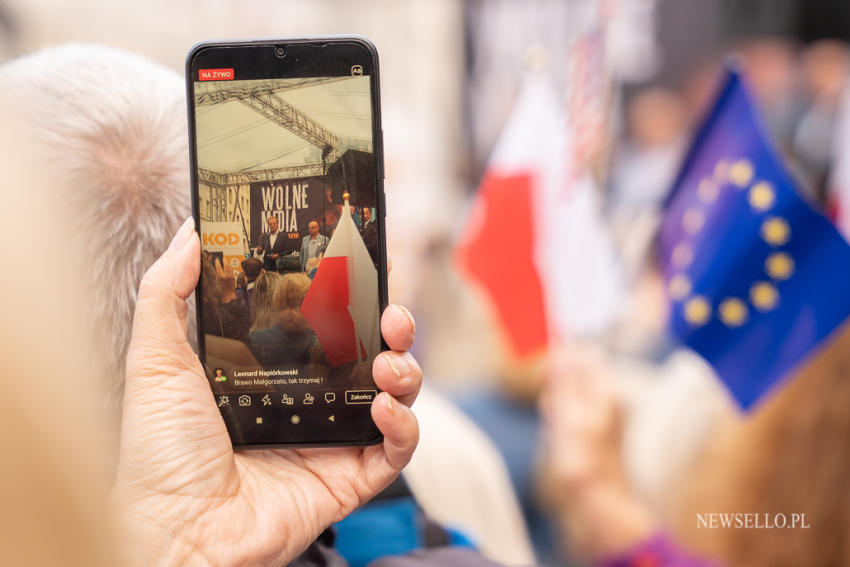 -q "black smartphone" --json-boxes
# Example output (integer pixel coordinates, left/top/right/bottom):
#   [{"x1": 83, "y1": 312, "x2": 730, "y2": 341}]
[{"x1": 186, "y1": 37, "x2": 388, "y2": 448}]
